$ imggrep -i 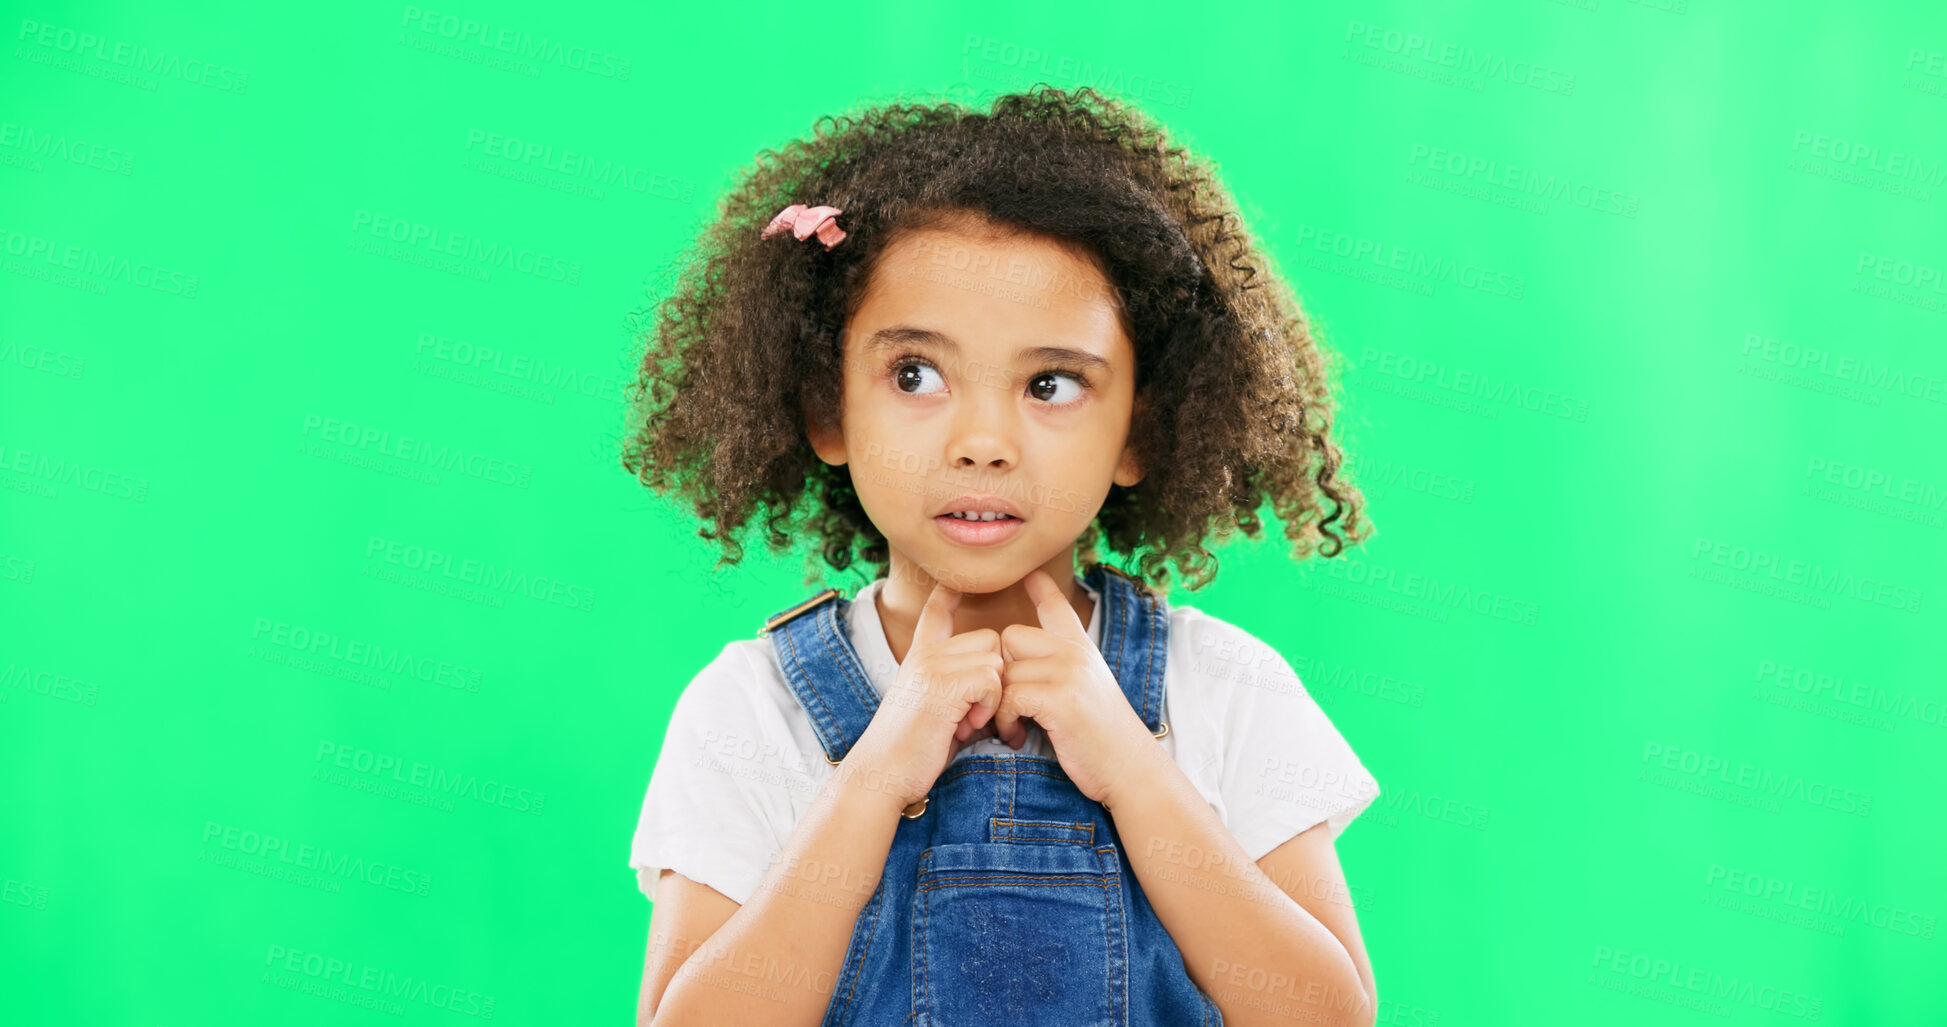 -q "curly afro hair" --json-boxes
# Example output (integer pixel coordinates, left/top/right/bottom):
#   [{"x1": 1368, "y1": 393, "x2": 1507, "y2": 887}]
[{"x1": 621, "y1": 85, "x2": 1370, "y2": 594}]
